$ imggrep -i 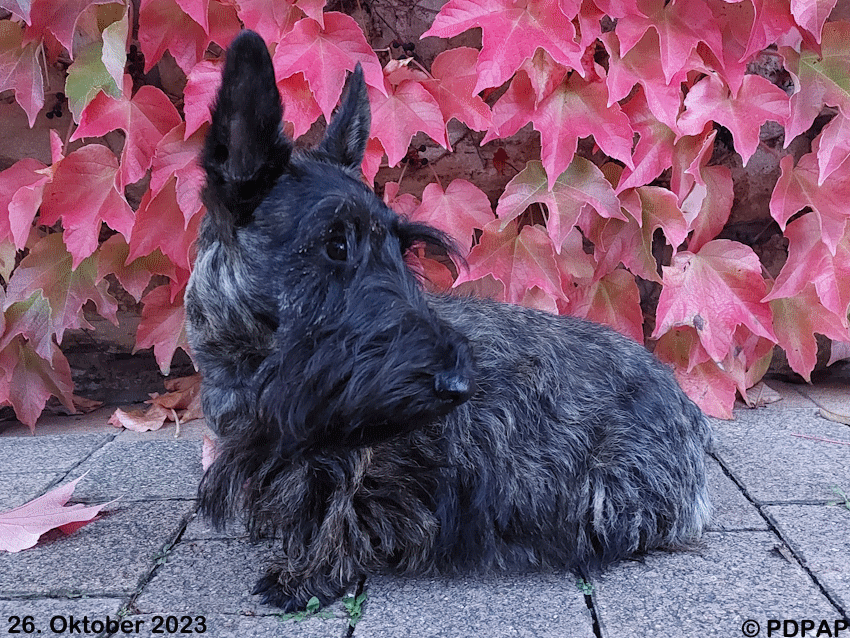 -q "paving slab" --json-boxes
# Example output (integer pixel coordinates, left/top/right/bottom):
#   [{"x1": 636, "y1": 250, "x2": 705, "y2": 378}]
[
  {"x1": 134, "y1": 538, "x2": 353, "y2": 636},
  {"x1": 65, "y1": 439, "x2": 204, "y2": 501},
  {"x1": 121, "y1": 613, "x2": 347, "y2": 638},
  {"x1": 765, "y1": 504, "x2": 850, "y2": 612},
  {"x1": 0, "y1": 408, "x2": 119, "y2": 437},
  {"x1": 0, "y1": 434, "x2": 112, "y2": 473},
  {"x1": 0, "y1": 471, "x2": 63, "y2": 509},
  {"x1": 711, "y1": 407, "x2": 850, "y2": 504},
  {"x1": 356, "y1": 572, "x2": 594, "y2": 638},
  {"x1": 0, "y1": 598, "x2": 124, "y2": 636},
  {"x1": 134, "y1": 538, "x2": 279, "y2": 614},
  {"x1": 759, "y1": 380, "x2": 819, "y2": 408},
  {"x1": 706, "y1": 457, "x2": 767, "y2": 531},
  {"x1": 0, "y1": 500, "x2": 192, "y2": 597},
  {"x1": 794, "y1": 369, "x2": 850, "y2": 415},
  {"x1": 182, "y1": 510, "x2": 250, "y2": 541},
  {"x1": 594, "y1": 531, "x2": 842, "y2": 638}
]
